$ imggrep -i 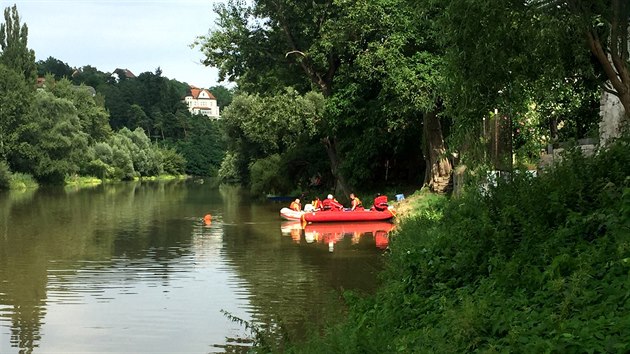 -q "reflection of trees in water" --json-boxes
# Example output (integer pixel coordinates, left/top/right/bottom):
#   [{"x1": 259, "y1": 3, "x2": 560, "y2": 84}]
[
  {"x1": 0, "y1": 181, "x2": 192, "y2": 353},
  {"x1": 220, "y1": 202, "x2": 387, "y2": 346}
]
